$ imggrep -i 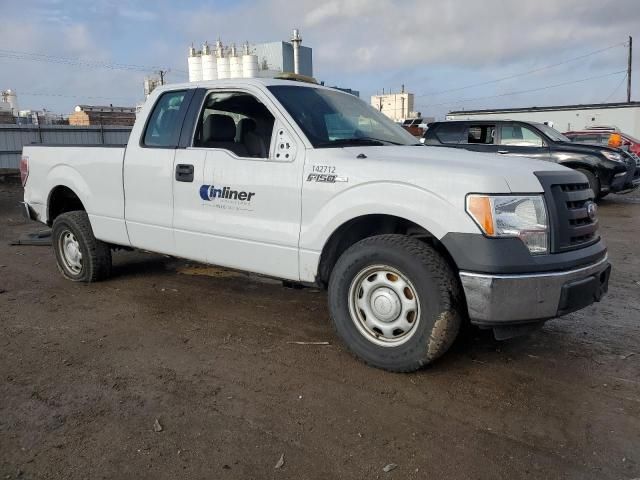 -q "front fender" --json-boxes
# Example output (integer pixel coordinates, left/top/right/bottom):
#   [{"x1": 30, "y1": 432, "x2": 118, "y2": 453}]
[
  {"x1": 553, "y1": 152, "x2": 602, "y2": 171},
  {"x1": 300, "y1": 181, "x2": 479, "y2": 251}
]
